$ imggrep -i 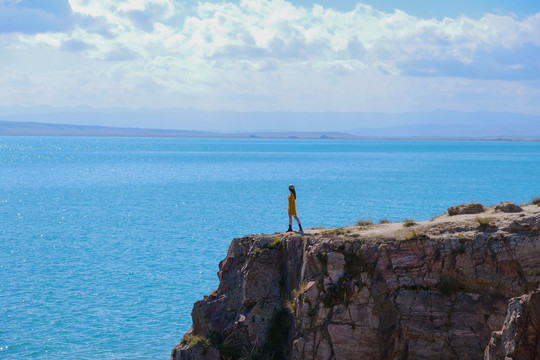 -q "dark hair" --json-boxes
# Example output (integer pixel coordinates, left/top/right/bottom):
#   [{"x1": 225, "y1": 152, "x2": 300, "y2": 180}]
[{"x1": 290, "y1": 188, "x2": 296, "y2": 199}]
